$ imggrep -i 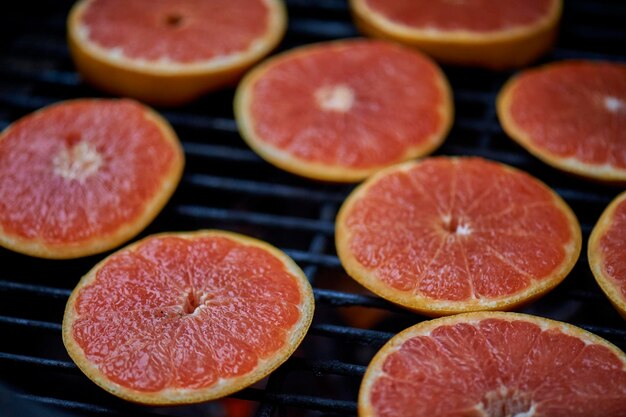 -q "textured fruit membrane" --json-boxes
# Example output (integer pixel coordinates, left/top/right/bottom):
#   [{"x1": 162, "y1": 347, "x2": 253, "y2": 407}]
[
  {"x1": 508, "y1": 62, "x2": 626, "y2": 168},
  {"x1": 369, "y1": 318, "x2": 626, "y2": 417},
  {"x1": 248, "y1": 41, "x2": 446, "y2": 169},
  {"x1": 345, "y1": 158, "x2": 573, "y2": 301},
  {"x1": 80, "y1": 0, "x2": 270, "y2": 62},
  {"x1": 600, "y1": 198, "x2": 626, "y2": 298},
  {"x1": 72, "y1": 235, "x2": 303, "y2": 391},
  {"x1": 0, "y1": 100, "x2": 176, "y2": 244},
  {"x1": 363, "y1": 0, "x2": 555, "y2": 32}
]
